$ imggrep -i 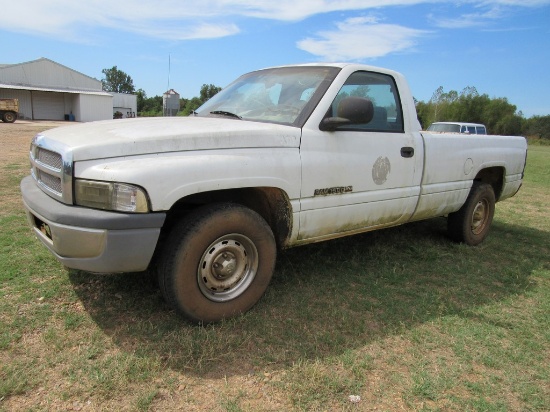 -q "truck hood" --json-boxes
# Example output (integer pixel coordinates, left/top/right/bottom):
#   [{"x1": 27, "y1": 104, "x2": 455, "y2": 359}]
[{"x1": 36, "y1": 117, "x2": 302, "y2": 161}]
